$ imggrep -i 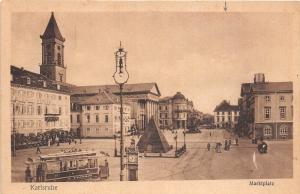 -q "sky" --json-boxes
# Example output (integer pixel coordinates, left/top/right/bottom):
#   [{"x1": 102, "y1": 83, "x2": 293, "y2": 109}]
[{"x1": 11, "y1": 12, "x2": 294, "y2": 114}]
